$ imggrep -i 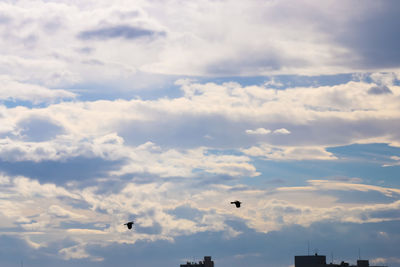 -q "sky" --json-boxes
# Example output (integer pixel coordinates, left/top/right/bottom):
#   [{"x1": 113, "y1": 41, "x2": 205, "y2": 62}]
[{"x1": 0, "y1": 0, "x2": 400, "y2": 267}]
